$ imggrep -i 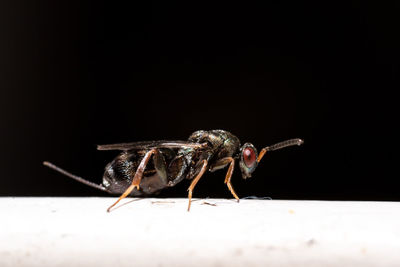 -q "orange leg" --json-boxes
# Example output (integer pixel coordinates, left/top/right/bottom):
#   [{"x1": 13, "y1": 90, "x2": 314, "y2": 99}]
[
  {"x1": 222, "y1": 157, "x2": 239, "y2": 202},
  {"x1": 187, "y1": 160, "x2": 208, "y2": 211},
  {"x1": 107, "y1": 149, "x2": 157, "y2": 212},
  {"x1": 210, "y1": 157, "x2": 239, "y2": 201}
]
